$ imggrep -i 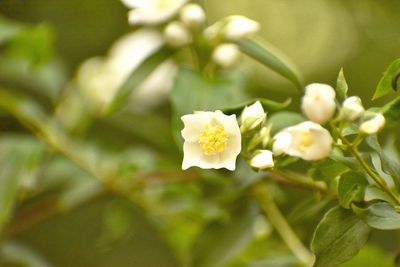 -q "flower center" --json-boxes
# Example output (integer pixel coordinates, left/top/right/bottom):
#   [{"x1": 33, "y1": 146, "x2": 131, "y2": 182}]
[
  {"x1": 198, "y1": 124, "x2": 228, "y2": 155},
  {"x1": 157, "y1": 0, "x2": 175, "y2": 8},
  {"x1": 299, "y1": 132, "x2": 313, "y2": 151}
]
